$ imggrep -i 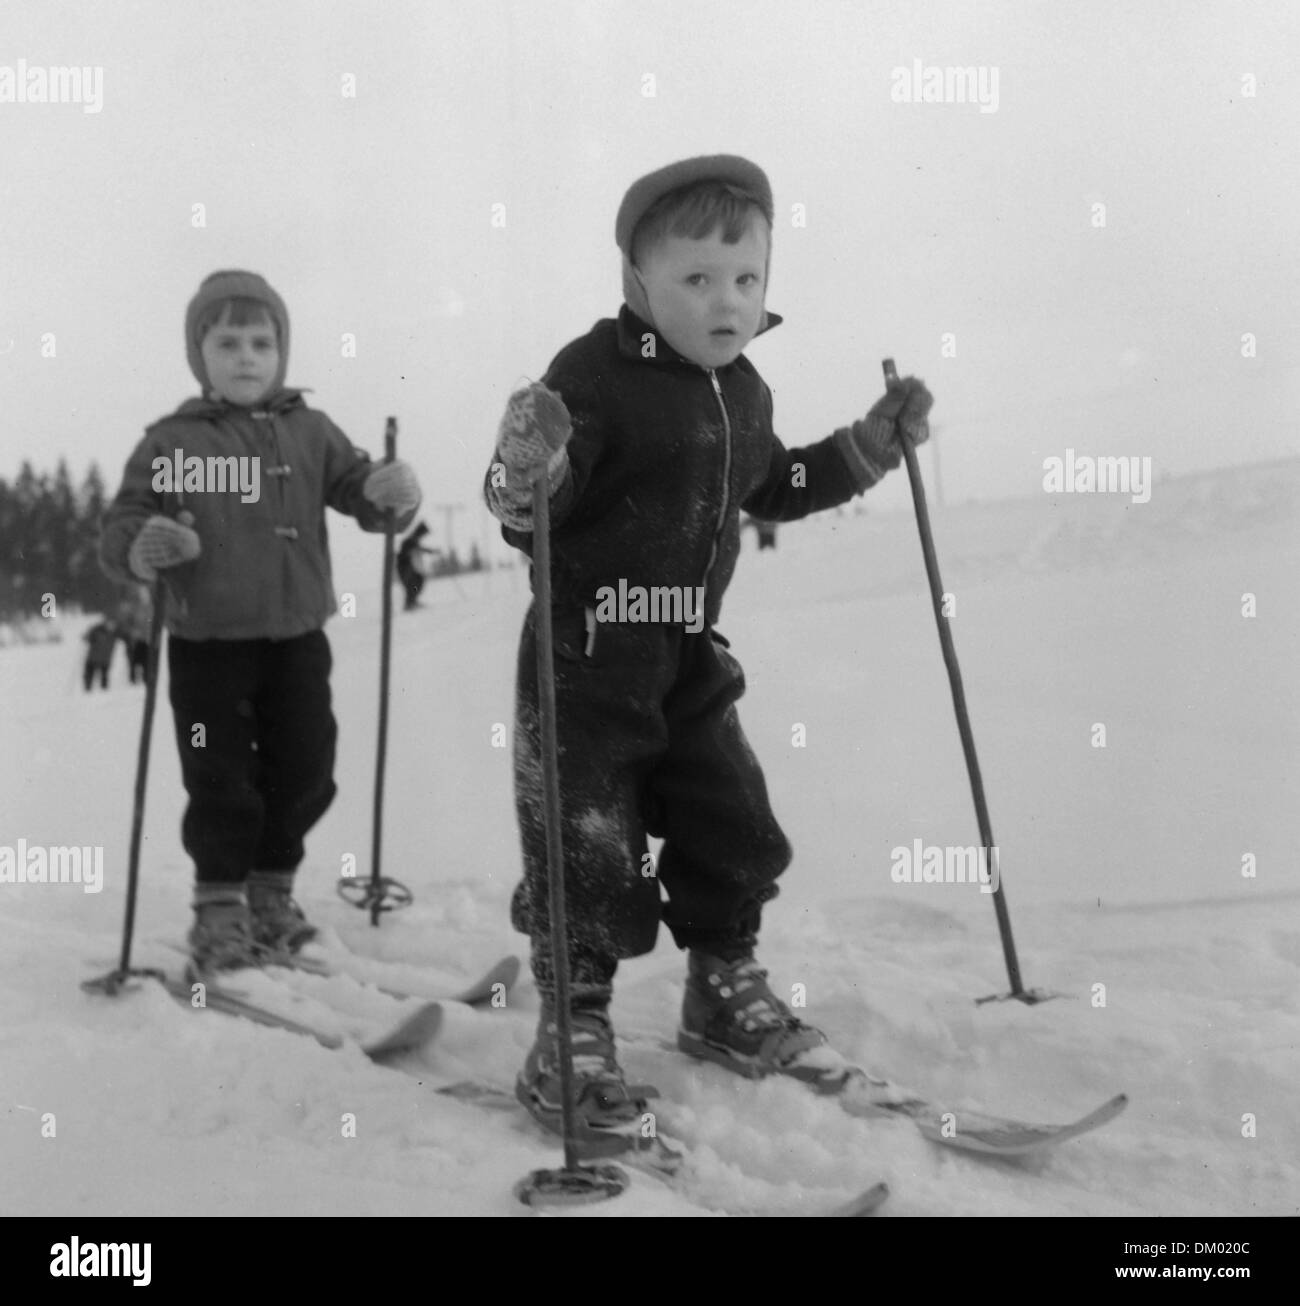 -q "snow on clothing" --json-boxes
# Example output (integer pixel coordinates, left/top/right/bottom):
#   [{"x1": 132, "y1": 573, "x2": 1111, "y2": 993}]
[
  {"x1": 510, "y1": 611, "x2": 788, "y2": 973},
  {"x1": 486, "y1": 306, "x2": 880, "y2": 627},
  {"x1": 99, "y1": 389, "x2": 411, "y2": 641},
  {"x1": 486, "y1": 305, "x2": 879, "y2": 975}
]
